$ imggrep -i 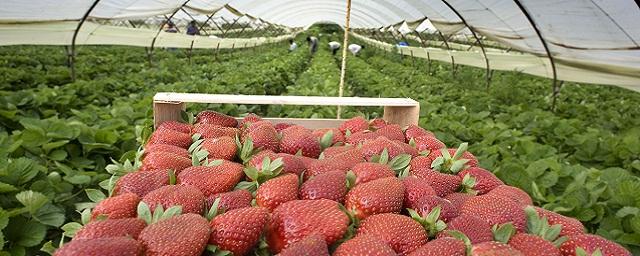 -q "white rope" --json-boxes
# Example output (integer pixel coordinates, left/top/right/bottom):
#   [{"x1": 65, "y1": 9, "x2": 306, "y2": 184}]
[{"x1": 337, "y1": 0, "x2": 351, "y2": 119}]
